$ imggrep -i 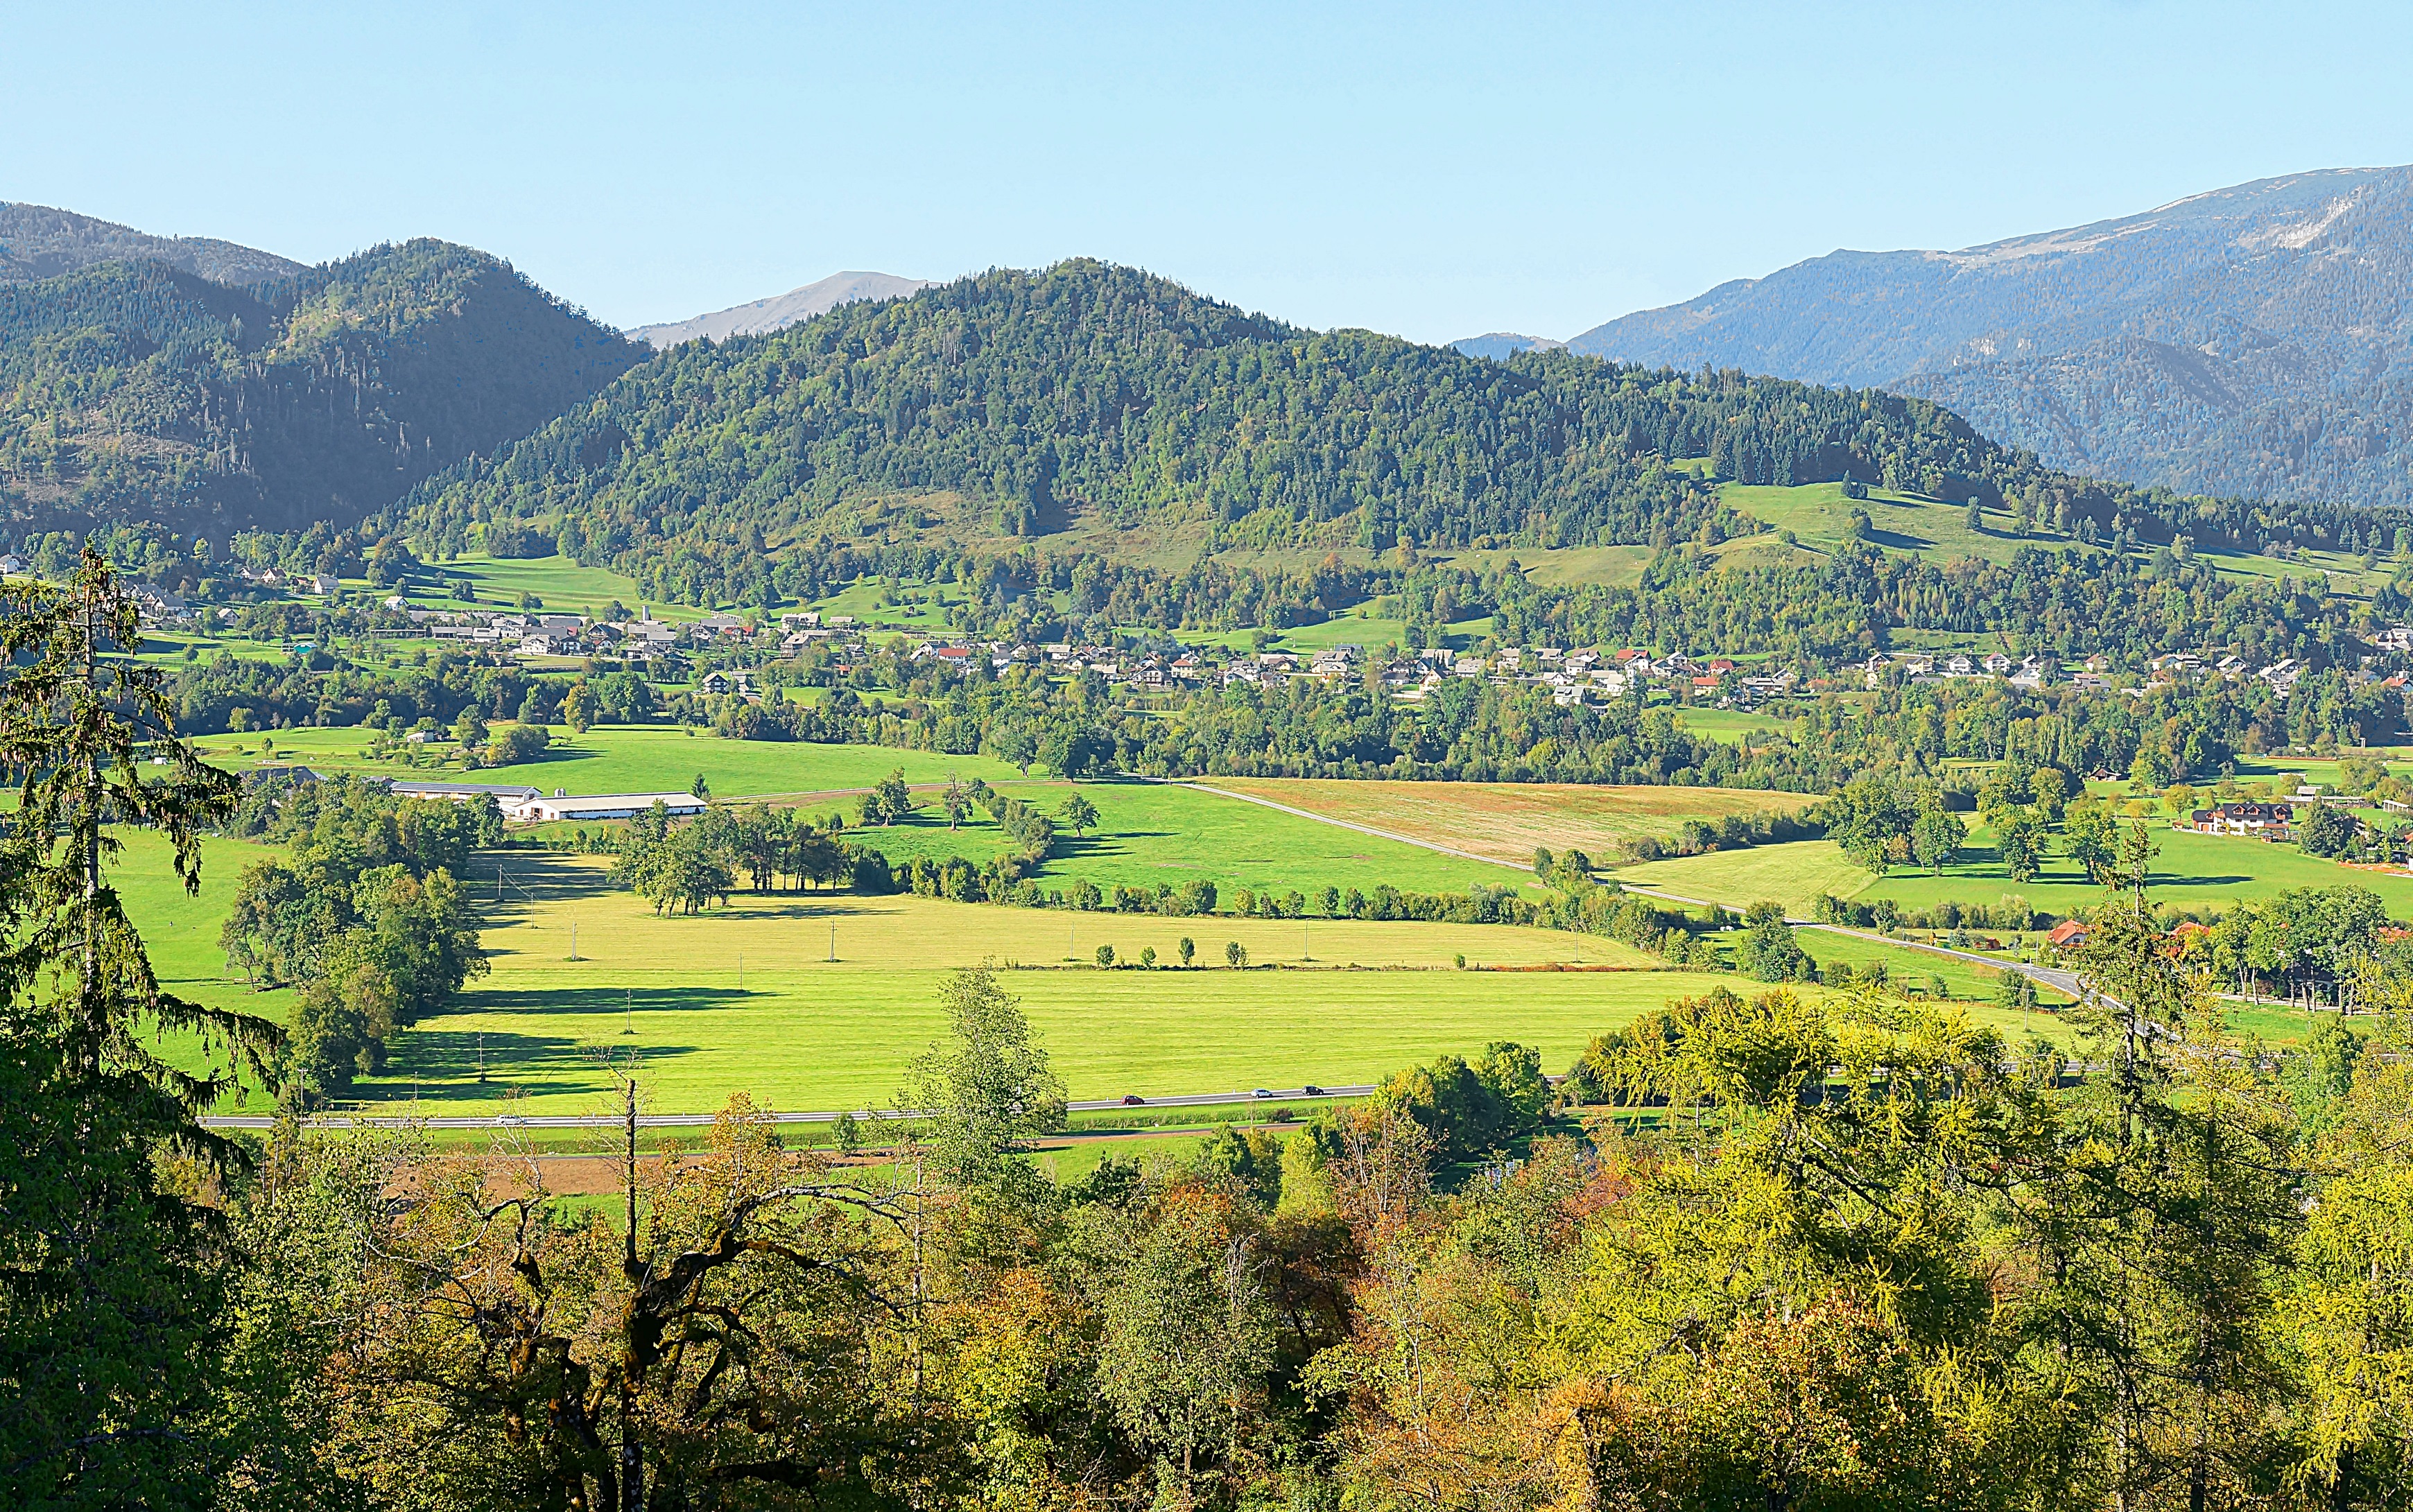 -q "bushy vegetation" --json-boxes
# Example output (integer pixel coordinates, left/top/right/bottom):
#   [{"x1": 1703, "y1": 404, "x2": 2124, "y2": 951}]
[{"x1": 217, "y1": 774, "x2": 494, "y2": 1096}]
